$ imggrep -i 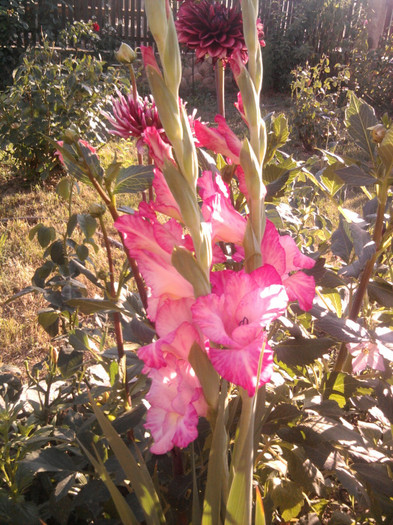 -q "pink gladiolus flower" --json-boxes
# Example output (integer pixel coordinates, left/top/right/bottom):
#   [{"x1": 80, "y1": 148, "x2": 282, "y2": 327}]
[
  {"x1": 115, "y1": 209, "x2": 194, "y2": 321},
  {"x1": 198, "y1": 171, "x2": 246, "y2": 244},
  {"x1": 144, "y1": 354, "x2": 207, "y2": 454},
  {"x1": 105, "y1": 88, "x2": 165, "y2": 154},
  {"x1": 192, "y1": 266, "x2": 288, "y2": 396},
  {"x1": 139, "y1": 297, "x2": 199, "y2": 368},
  {"x1": 260, "y1": 220, "x2": 316, "y2": 311},
  {"x1": 195, "y1": 115, "x2": 241, "y2": 165},
  {"x1": 347, "y1": 339, "x2": 392, "y2": 373}
]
